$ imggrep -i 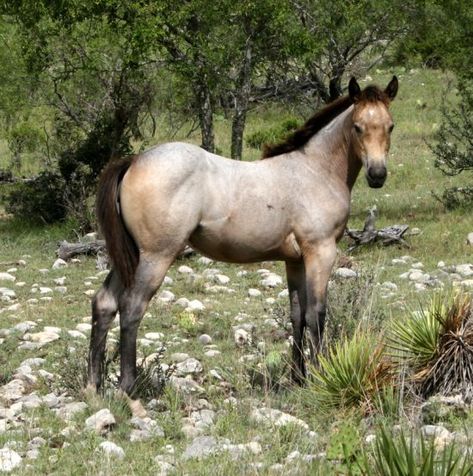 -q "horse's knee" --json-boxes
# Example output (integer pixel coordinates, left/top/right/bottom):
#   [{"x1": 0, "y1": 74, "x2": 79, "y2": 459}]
[{"x1": 92, "y1": 287, "x2": 118, "y2": 325}]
